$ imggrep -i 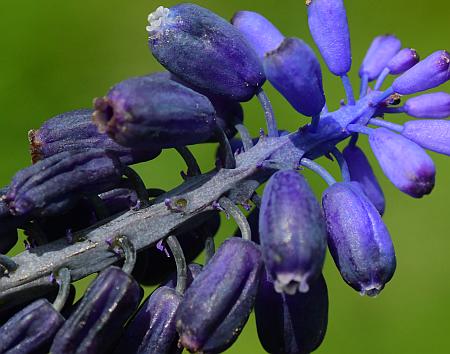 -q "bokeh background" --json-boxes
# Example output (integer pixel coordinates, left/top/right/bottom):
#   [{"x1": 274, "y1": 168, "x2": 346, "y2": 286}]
[{"x1": 1, "y1": 1, "x2": 449, "y2": 353}]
